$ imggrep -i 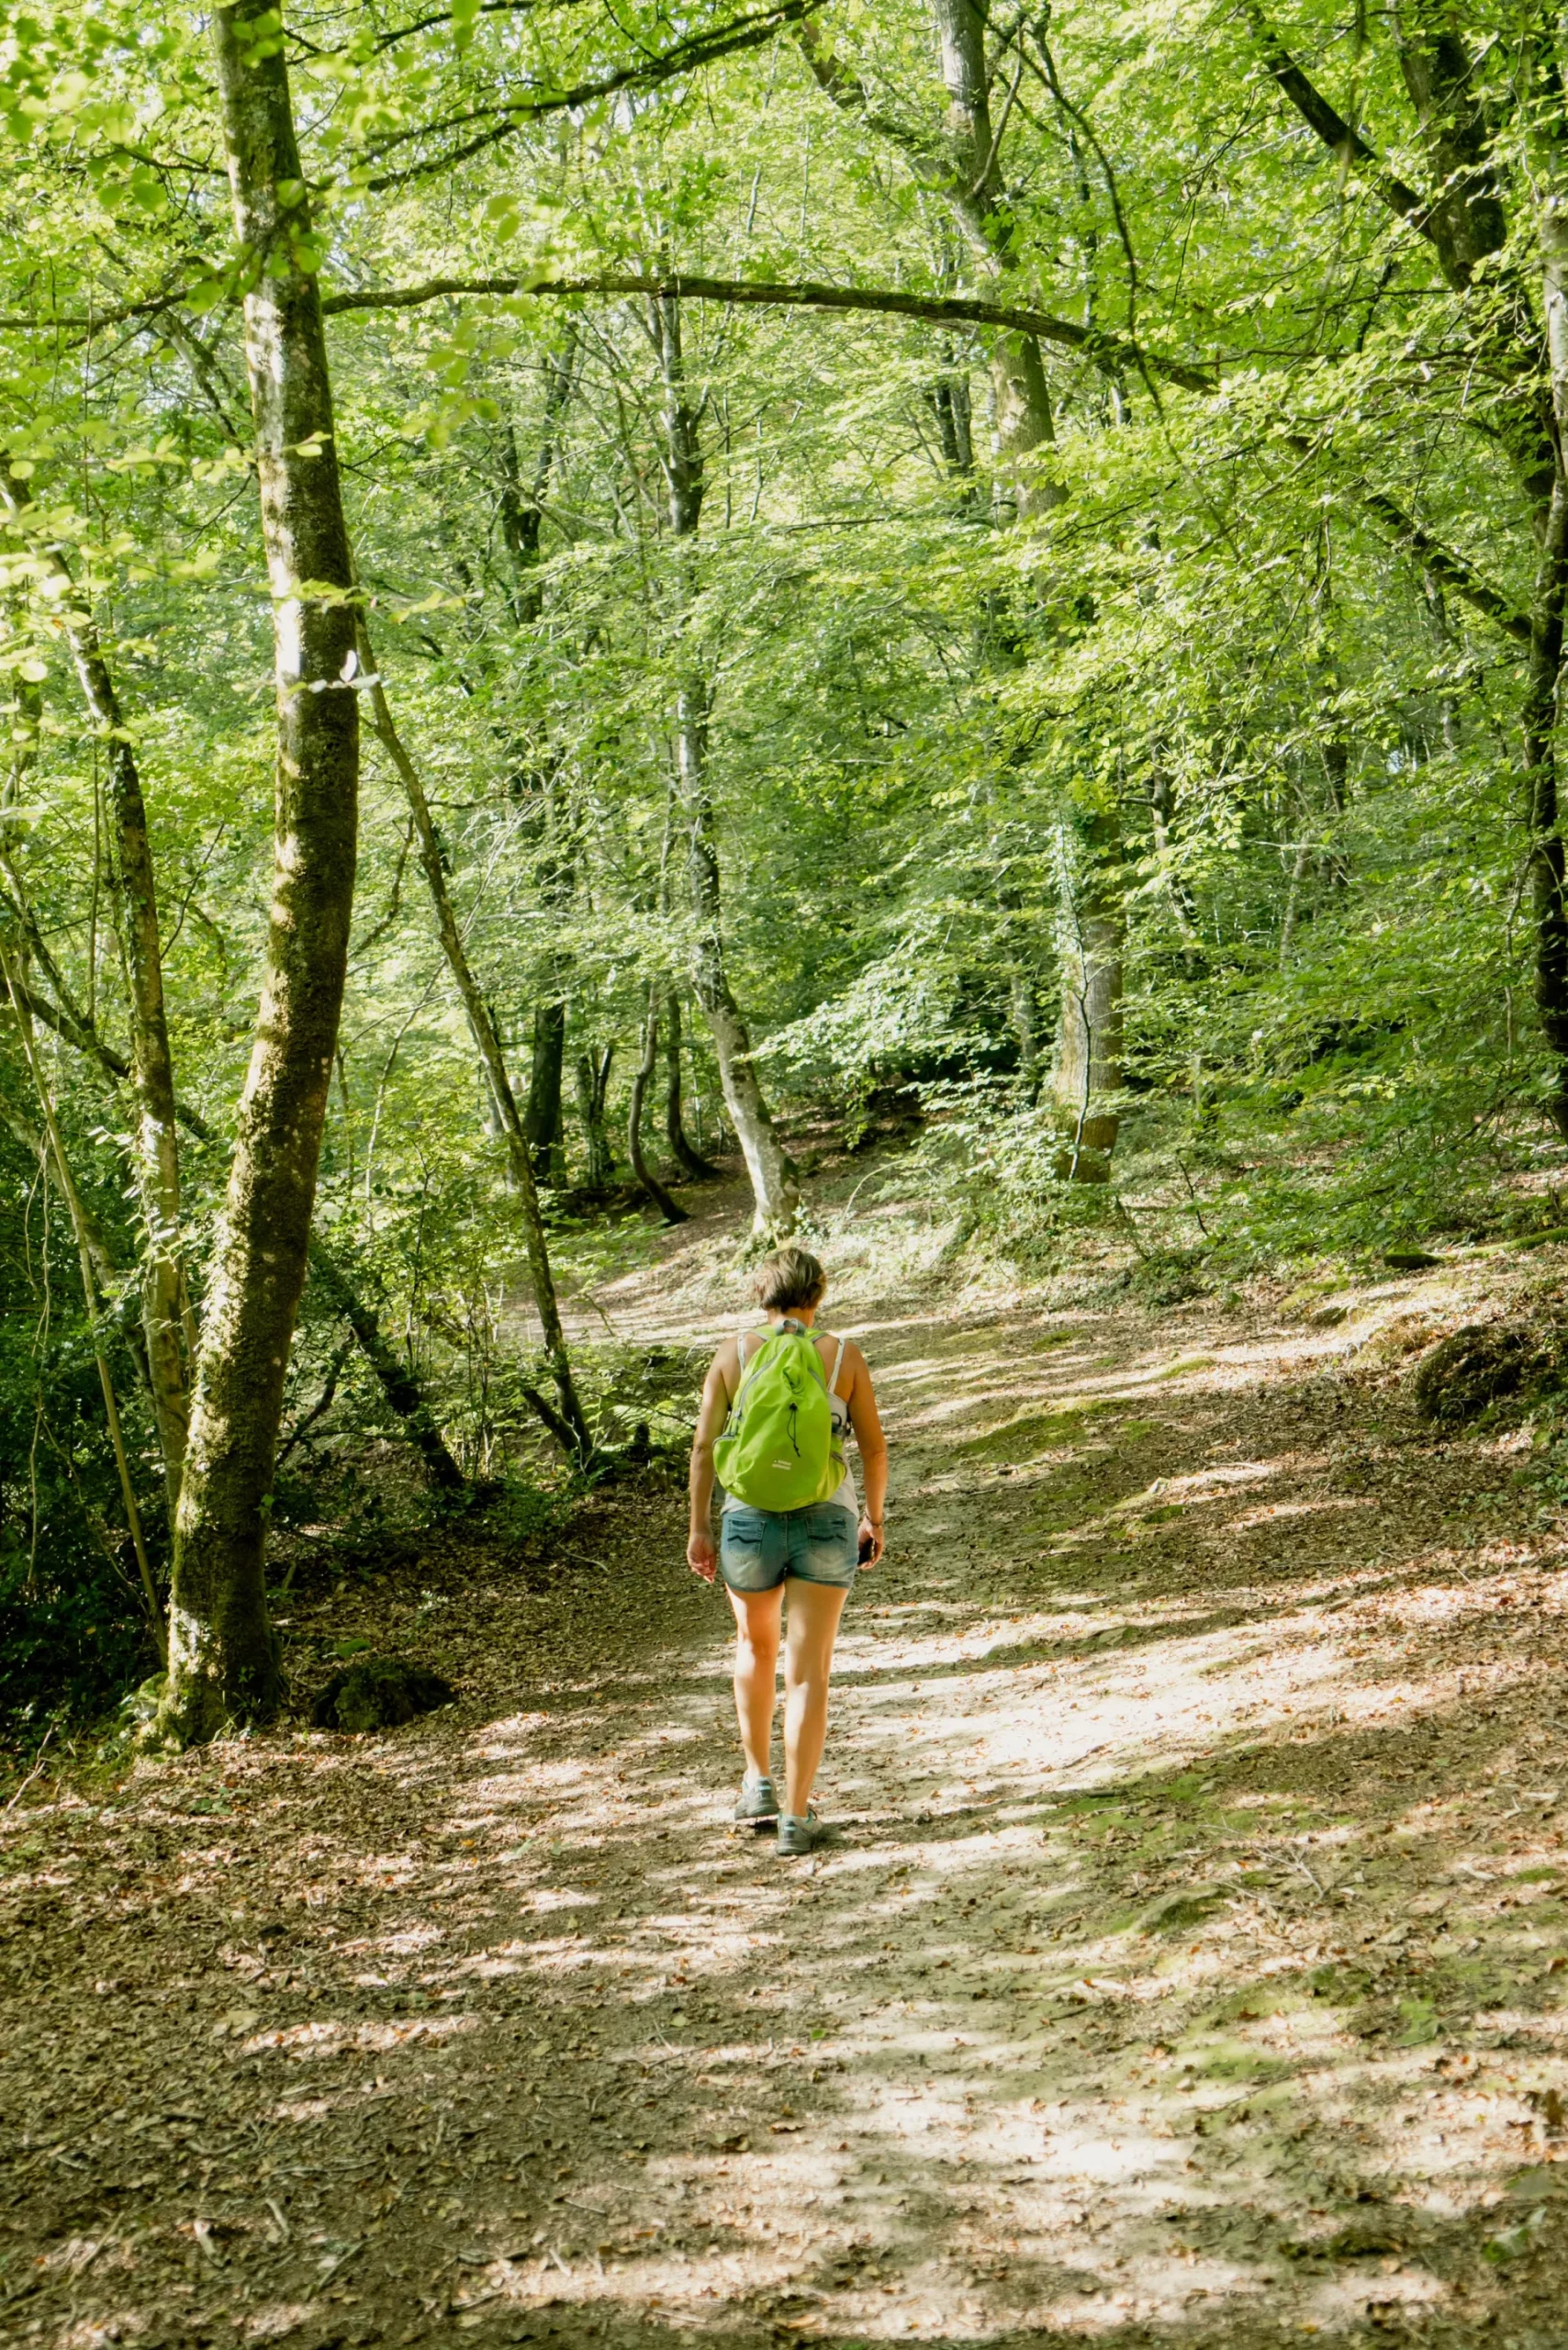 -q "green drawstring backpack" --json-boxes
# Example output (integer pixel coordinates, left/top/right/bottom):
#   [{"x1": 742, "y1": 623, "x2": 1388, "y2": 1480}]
[{"x1": 713, "y1": 1320, "x2": 845, "y2": 1513}]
